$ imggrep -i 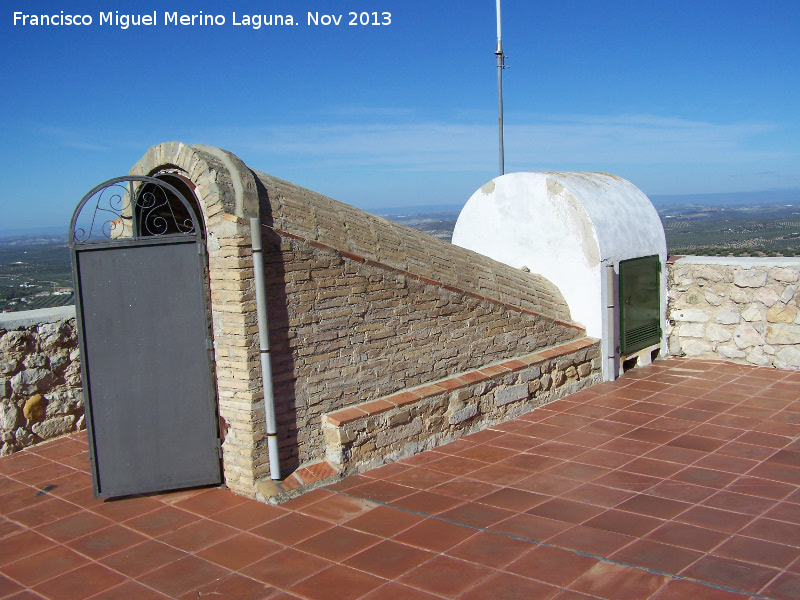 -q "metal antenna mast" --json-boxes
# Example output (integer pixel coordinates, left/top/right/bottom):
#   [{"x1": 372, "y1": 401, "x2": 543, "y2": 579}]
[{"x1": 495, "y1": 0, "x2": 506, "y2": 175}]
